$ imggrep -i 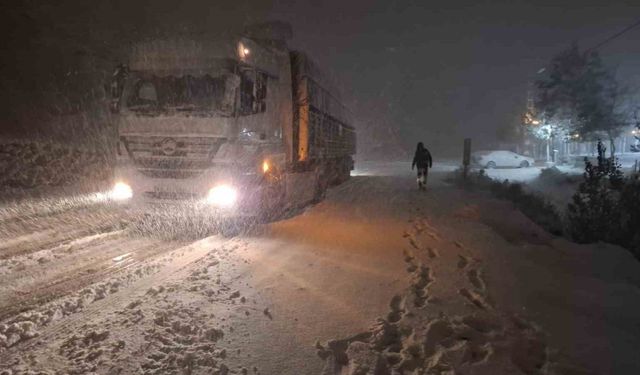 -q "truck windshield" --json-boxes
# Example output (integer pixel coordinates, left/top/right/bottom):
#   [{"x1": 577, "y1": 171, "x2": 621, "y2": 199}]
[{"x1": 125, "y1": 74, "x2": 235, "y2": 116}]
